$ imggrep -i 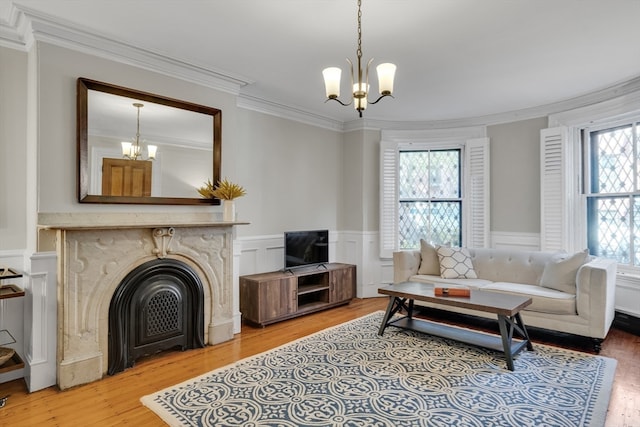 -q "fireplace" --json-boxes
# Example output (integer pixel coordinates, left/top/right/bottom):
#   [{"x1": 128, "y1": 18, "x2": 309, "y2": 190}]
[
  {"x1": 108, "y1": 258, "x2": 205, "y2": 375},
  {"x1": 38, "y1": 212, "x2": 241, "y2": 390}
]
